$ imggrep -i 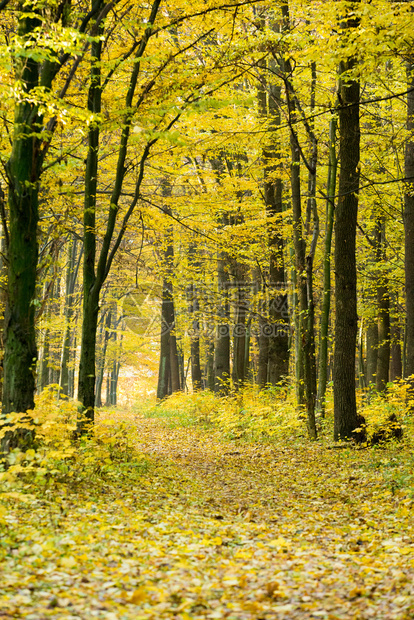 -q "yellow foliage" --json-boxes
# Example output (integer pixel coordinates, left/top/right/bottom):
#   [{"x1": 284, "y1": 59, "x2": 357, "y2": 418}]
[
  {"x1": 143, "y1": 385, "x2": 302, "y2": 441},
  {"x1": 358, "y1": 380, "x2": 409, "y2": 444}
]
